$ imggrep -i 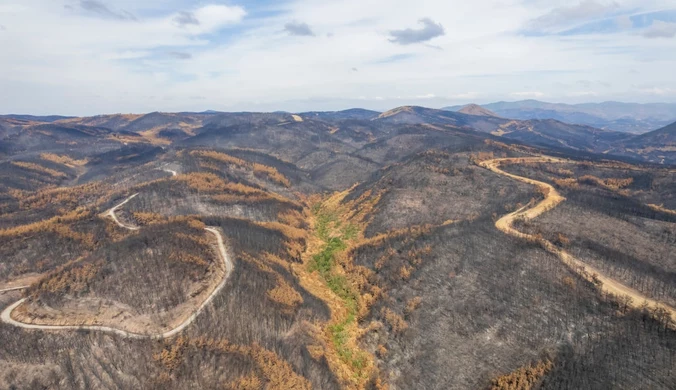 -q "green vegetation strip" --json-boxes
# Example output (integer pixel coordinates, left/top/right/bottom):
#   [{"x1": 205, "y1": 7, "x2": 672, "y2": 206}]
[{"x1": 308, "y1": 207, "x2": 367, "y2": 376}]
